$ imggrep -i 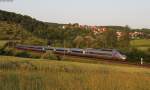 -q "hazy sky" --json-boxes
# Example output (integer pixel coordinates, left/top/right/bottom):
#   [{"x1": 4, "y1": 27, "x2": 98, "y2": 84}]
[{"x1": 0, "y1": 0, "x2": 150, "y2": 28}]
